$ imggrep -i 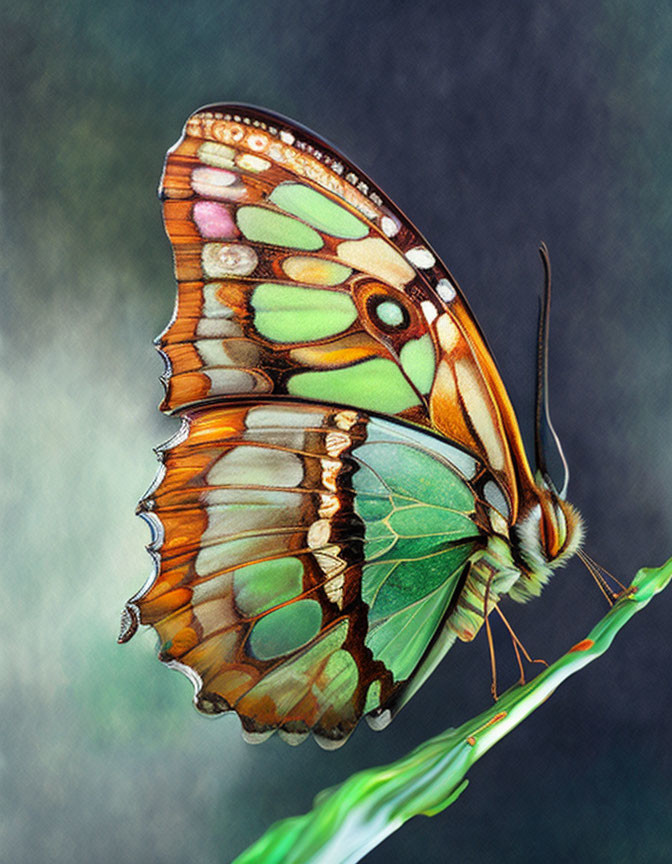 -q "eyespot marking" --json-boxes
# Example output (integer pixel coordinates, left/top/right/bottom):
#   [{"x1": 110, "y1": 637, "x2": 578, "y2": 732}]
[
  {"x1": 376, "y1": 300, "x2": 405, "y2": 327},
  {"x1": 367, "y1": 296, "x2": 410, "y2": 331}
]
